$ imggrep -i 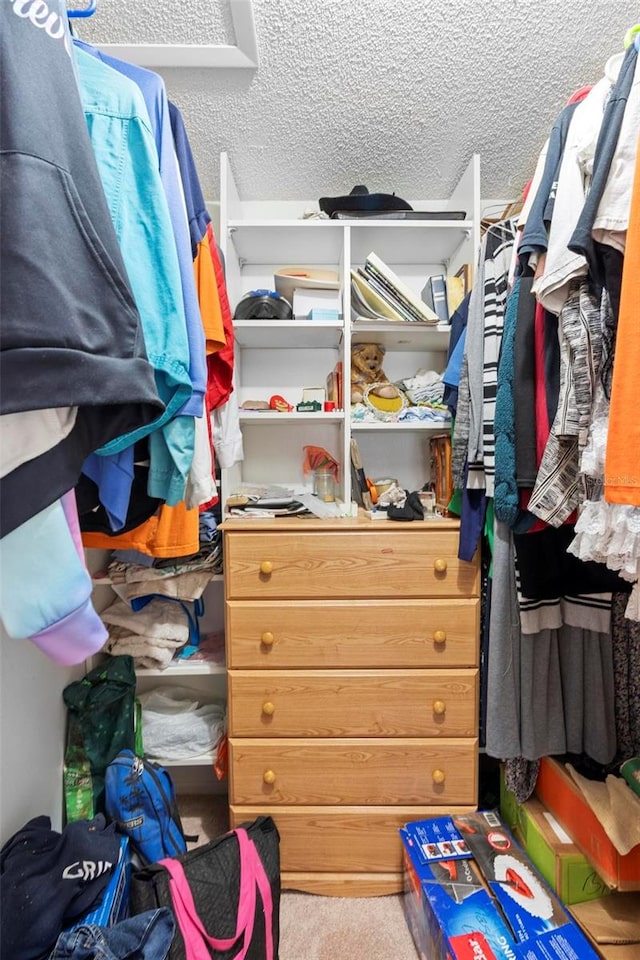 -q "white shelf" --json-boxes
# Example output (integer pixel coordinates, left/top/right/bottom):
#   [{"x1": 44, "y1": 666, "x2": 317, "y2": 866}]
[
  {"x1": 349, "y1": 220, "x2": 474, "y2": 265},
  {"x1": 227, "y1": 220, "x2": 343, "y2": 264},
  {"x1": 151, "y1": 753, "x2": 216, "y2": 767},
  {"x1": 227, "y1": 218, "x2": 474, "y2": 266},
  {"x1": 351, "y1": 321, "x2": 450, "y2": 351},
  {"x1": 136, "y1": 660, "x2": 226, "y2": 677},
  {"x1": 234, "y1": 319, "x2": 343, "y2": 349},
  {"x1": 238, "y1": 411, "x2": 345, "y2": 423},
  {"x1": 92, "y1": 573, "x2": 224, "y2": 587},
  {"x1": 351, "y1": 420, "x2": 451, "y2": 432},
  {"x1": 221, "y1": 151, "x2": 480, "y2": 501}
]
